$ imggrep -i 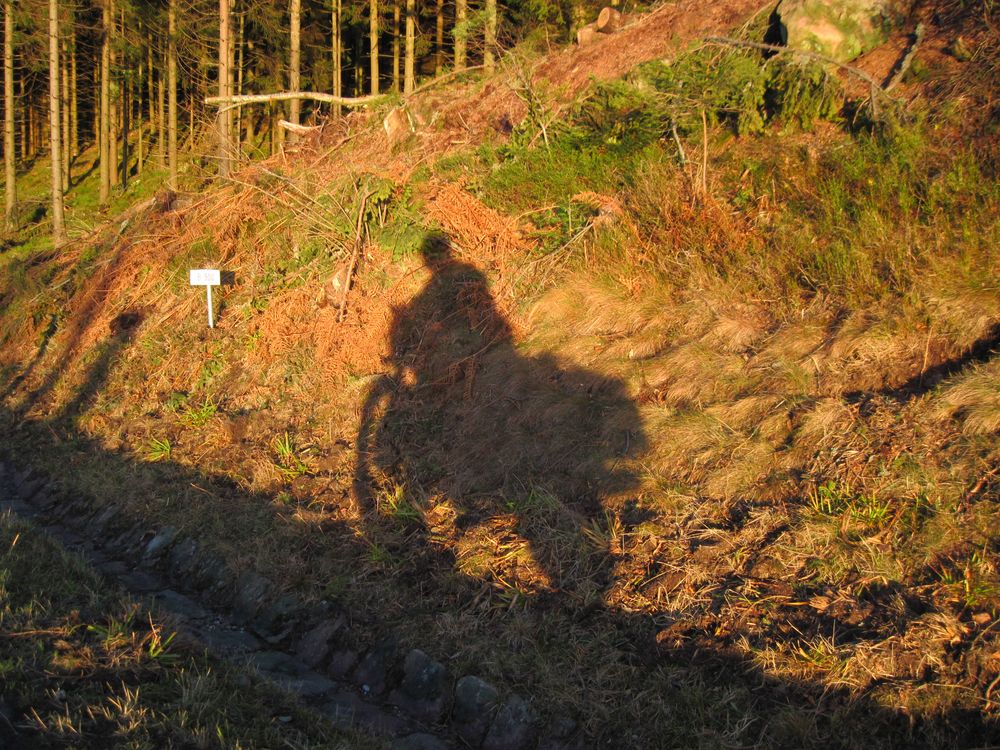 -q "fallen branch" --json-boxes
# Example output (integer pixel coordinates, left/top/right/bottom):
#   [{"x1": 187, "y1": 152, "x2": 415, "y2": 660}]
[
  {"x1": 886, "y1": 23, "x2": 925, "y2": 91},
  {"x1": 278, "y1": 119, "x2": 322, "y2": 135},
  {"x1": 205, "y1": 91, "x2": 388, "y2": 113}
]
